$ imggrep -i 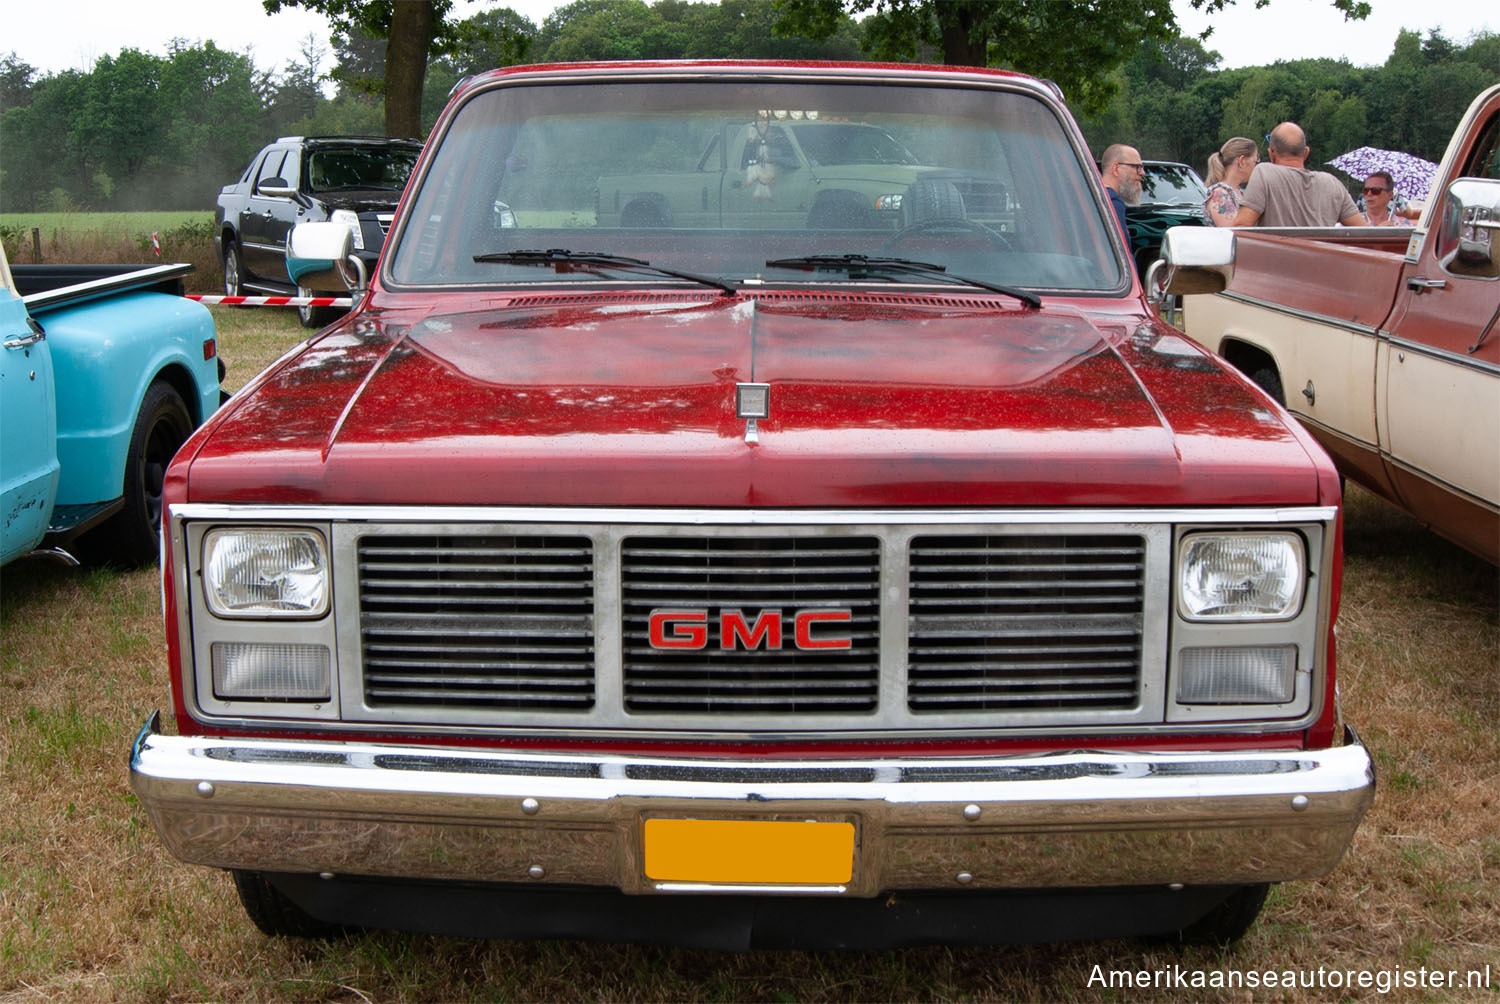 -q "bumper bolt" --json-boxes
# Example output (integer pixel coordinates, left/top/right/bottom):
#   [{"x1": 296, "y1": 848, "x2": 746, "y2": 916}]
[
  {"x1": 956, "y1": 872, "x2": 974, "y2": 885},
  {"x1": 962, "y1": 804, "x2": 981, "y2": 821},
  {"x1": 1291, "y1": 795, "x2": 1310, "y2": 812},
  {"x1": 319, "y1": 872, "x2": 334, "y2": 881},
  {"x1": 521, "y1": 797, "x2": 540, "y2": 815},
  {"x1": 528, "y1": 865, "x2": 546, "y2": 880},
  {"x1": 195, "y1": 781, "x2": 215, "y2": 799}
]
